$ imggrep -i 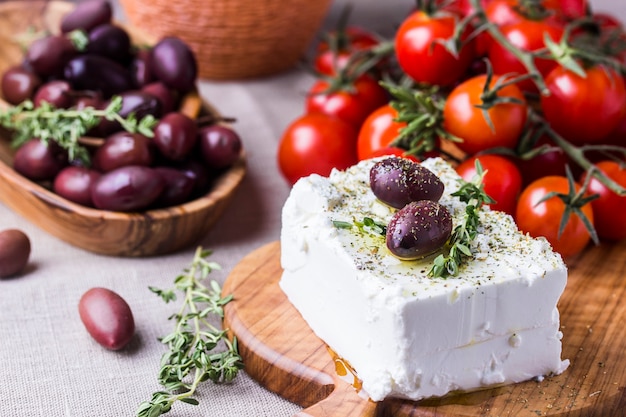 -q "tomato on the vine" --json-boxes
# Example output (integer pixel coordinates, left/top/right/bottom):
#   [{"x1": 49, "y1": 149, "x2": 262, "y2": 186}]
[
  {"x1": 515, "y1": 176, "x2": 594, "y2": 258},
  {"x1": 278, "y1": 113, "x2": 358, "y2": 185},
  {"x1": 580, "y1": 161, "x2": 626, "y2": 241},
  {"x1": 357, "y1": 104, "x2": 406, "y2": 160},
  {"x1": 515, "y1": 135, "x2": 569, "y2": 186},
  {"x1": 305, "y1": 75, "x2": 388, "y2": 129},
  {"x1": 488, "y1": 18, "x2": 565, "y2": 92},
  {"x1": 443, "y1": 73, "x2": 527, "y2": 155},
  {"x1": 395, "y1": 10, "x2": 474, "y2": 87},
  {"x1": 456, "y1": 154, "x2": 522, "y2": 215},
  {"x1": 314, "y1": 27, "x2": 380, "y2": 76},
  {"x1": 541, "y1": 64, "x2": 626, "y2": 146}
]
